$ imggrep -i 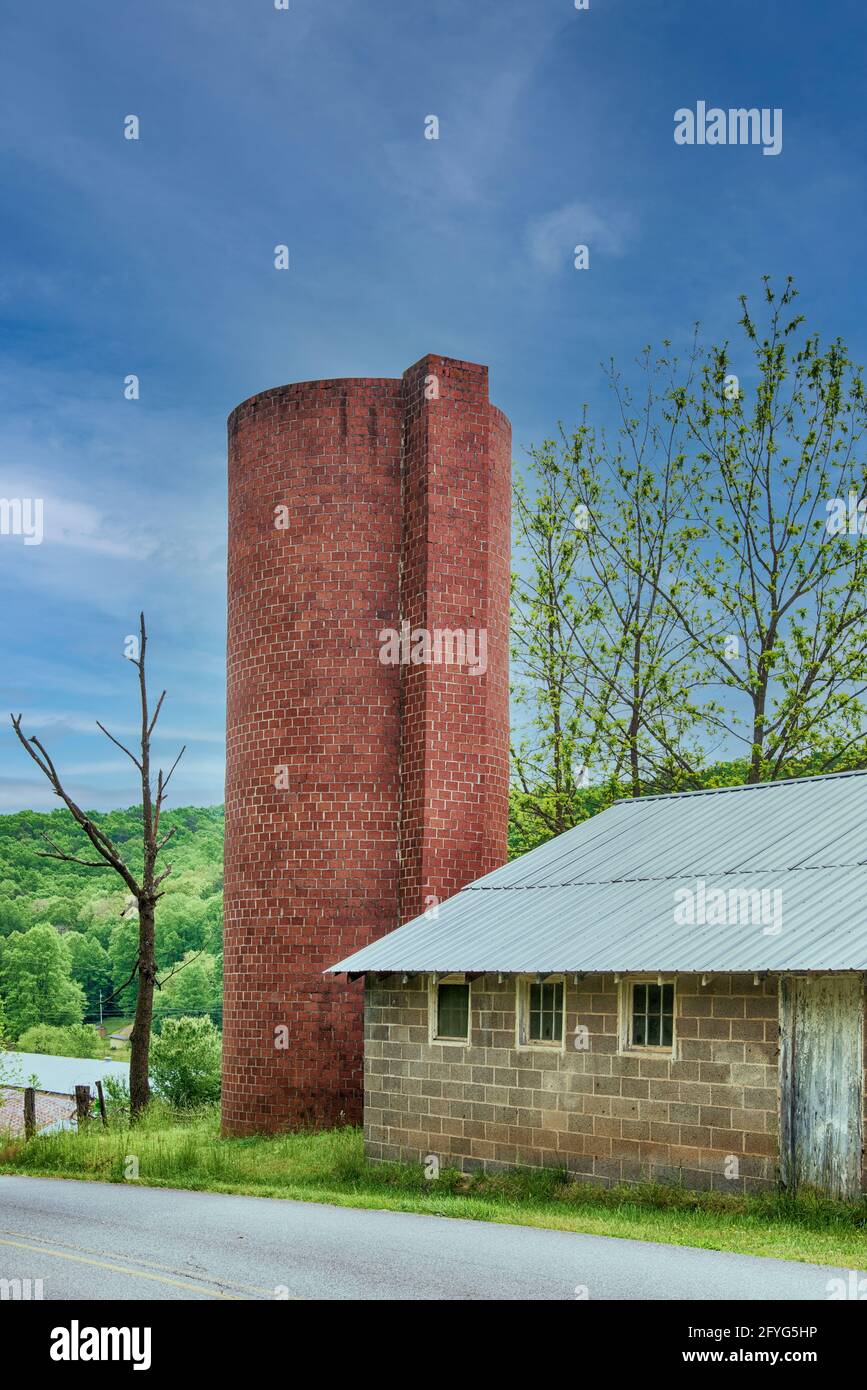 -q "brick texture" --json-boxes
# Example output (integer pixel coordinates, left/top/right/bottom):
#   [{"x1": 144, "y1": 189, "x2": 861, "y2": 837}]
[
  {"x1": 363, "y1": 973, "x2": 809, "y2": 1195},
  {"x1": 221, "y1": 357, "x2": 511, "y2": 1135},
  {"x1": 398, "y1": 359, "x2": 511, "y2": 919}
]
